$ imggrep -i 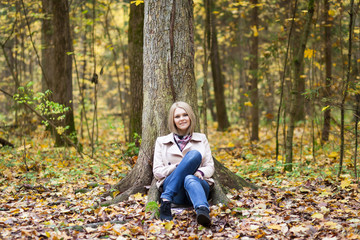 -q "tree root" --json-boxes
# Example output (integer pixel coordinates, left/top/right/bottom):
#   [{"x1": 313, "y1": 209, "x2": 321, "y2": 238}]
[
  {"x1": 17, "y1": 184, "x2": 50, "y2": 193},
  {"x1": 61, "y1": 220, "x2": 126, "y2": 231},
  {"x1": 95, "y1": 185, "x2": 147, "y2": 208}
]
